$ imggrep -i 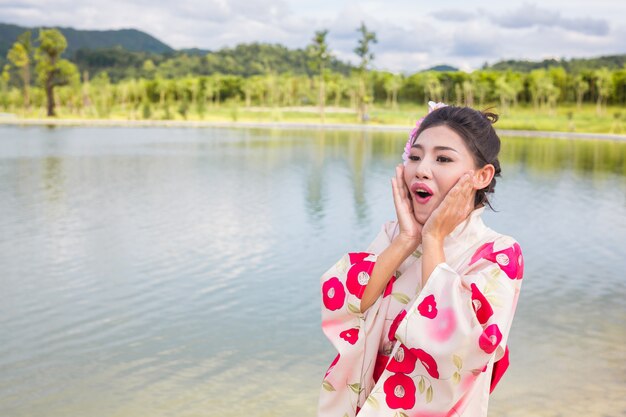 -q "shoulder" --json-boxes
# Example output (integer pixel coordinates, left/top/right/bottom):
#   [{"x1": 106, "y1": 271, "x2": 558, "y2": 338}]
[{"x1": 365, "y1": 220, "x2": 398, "y2": 254}]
